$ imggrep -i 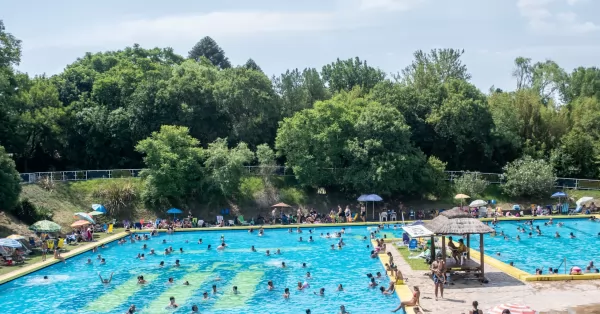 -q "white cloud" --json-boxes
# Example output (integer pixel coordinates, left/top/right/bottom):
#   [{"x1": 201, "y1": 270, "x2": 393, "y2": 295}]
[
  {"x1": 358, "y1": 0, "x2": 424, "y2": 11},
  {"x1": 516, "y1": 0, "x2": 599, "y2": 34}
]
